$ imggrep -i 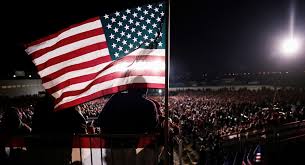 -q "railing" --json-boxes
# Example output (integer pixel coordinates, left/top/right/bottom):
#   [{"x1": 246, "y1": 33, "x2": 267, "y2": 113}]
[
  {"x1": 2, "y1": 134, "x2": 163, "y2": 165},
  {"x1": 173, "y1": 120, "x2": 305, "y2": 165},
  {"x1": 221, "y1": 120, "x2": 305, "y2": 143},
  {"x1": 219, "y1": 120, "x2": 305, "y2": 165},
  {"x1": 5, "y1": 121, "x2": 304, "y2": 165}
]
